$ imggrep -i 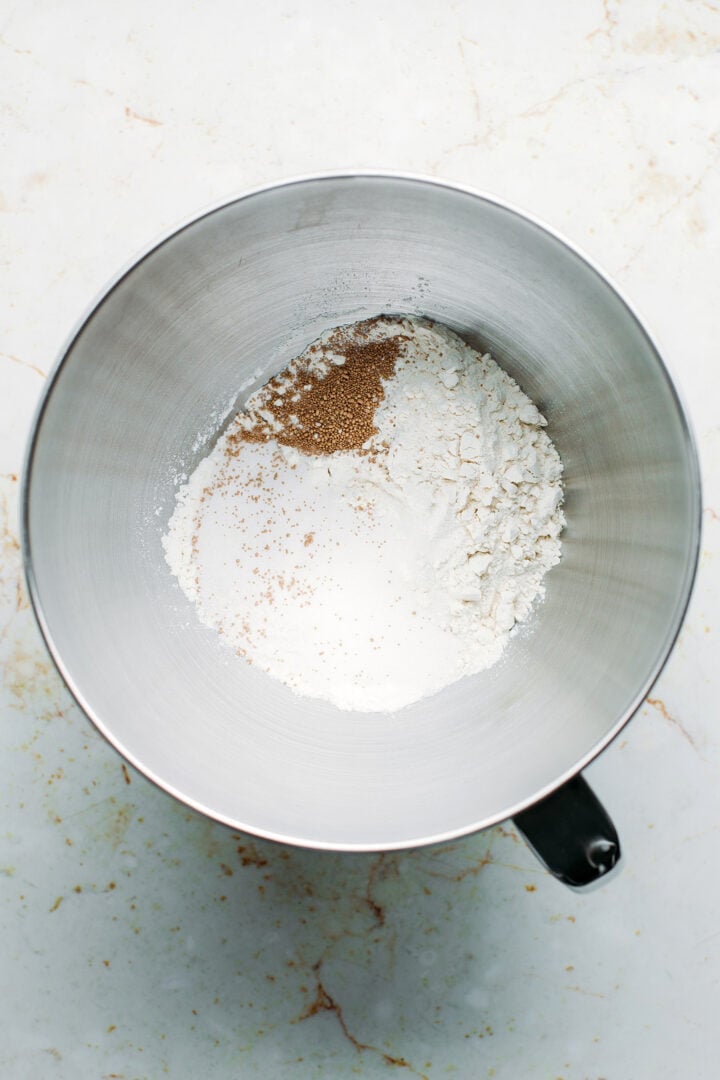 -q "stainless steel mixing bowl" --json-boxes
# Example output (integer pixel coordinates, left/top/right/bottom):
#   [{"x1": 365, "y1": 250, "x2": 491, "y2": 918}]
[{"x1": 22, "y1": 174, "x2": 701, "y2": 884}]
